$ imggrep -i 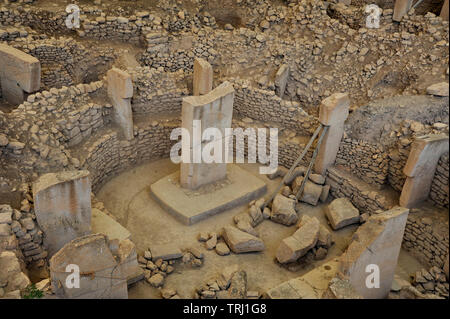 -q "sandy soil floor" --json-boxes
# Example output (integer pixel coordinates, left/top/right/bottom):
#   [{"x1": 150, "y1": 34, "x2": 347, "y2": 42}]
[{"x1": 97, "y1": 158, "x2": 425, "y2": 298}]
